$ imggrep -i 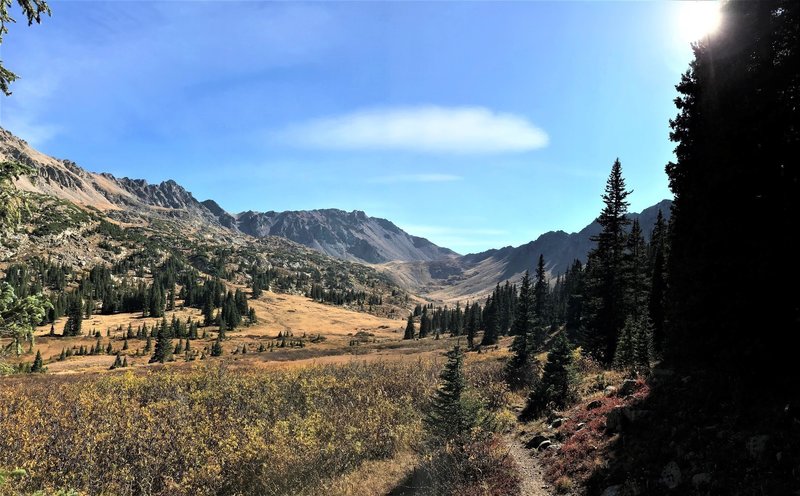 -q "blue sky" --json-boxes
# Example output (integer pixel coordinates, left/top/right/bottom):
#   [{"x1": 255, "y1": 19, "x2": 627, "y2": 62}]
[{"x1": 0, "y1": 1, "x2": 708, "y2": 254}]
